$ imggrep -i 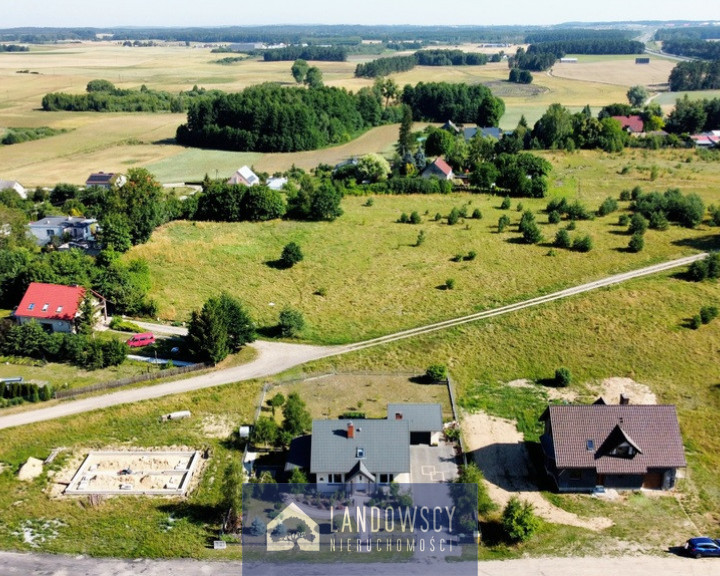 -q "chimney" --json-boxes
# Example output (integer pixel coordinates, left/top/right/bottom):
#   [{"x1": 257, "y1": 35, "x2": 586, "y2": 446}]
[
  {"x1": 347, "y1": 421, "x2": 354, "y2": 439},
  {"x1": 395, "y1": 412, "x2": 403, "y2": 420},
  {"x1": 620, "y1": 394, "x2": 630, "y2": 405}
]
